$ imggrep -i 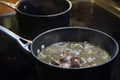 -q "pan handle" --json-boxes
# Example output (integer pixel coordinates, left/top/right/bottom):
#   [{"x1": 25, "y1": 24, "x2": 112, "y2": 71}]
[
  {"x1": 0, "y1": 25, "x2": 32, "y2": 53},
  {"x1": 0, "y1": 1, "x2": 16, "y2": 9}
]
